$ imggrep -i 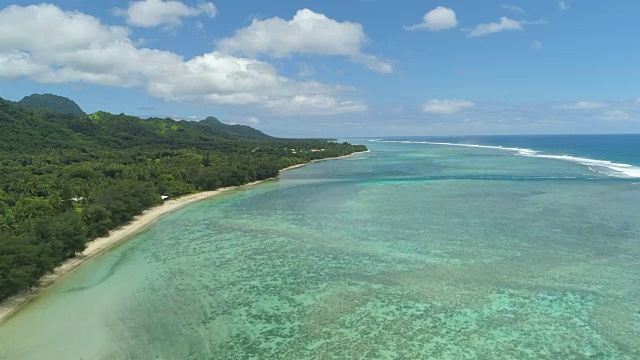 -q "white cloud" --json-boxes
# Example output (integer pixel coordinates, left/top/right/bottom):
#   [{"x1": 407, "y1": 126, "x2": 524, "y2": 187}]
[
  {"x1": 0, "y1": 50, "x2": 50, "y2": 78},
  {"x1": 635, "y1": 98, "x2": 640, "y2": 104},
  {"x1": 423, "y1": 99, "x2": 474, "y2": 114},
  {"x1": 560, "y1": 101, "x2": 608, "y2": 110},
  {"x1": 216, "y1": 9, "x2": 392, "y2": 73},
  {"x1": 558, "y1": 1, "x2": 570, "y2": 11},
  {"x1": 266, "y1": 96, "x2": 368, "y2": 116},
  {"x1": 532, "y1": 40, "x2": 543, "y2": 50},
  {"x1": 602, "y1": 110, "x2": 633, "y2": 121},
  {"x1": 114, "y1": 0, "x2": 216, "y2": 29},
  {"x1": 404, "y1": 6, "x2": 458, "y2": 32},
  {"x1": 502, "y1": 5, "x2": 524, "y2": 13},
  {"x1": 0, "y1": 4, "x2": 365, "y2": 116},
  {"x1": 466, "y1": 17, "x2": 523, "y2": 37}
]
